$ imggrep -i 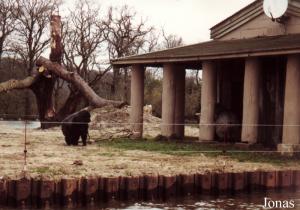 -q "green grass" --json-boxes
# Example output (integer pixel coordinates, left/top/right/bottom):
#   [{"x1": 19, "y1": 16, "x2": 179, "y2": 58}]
[
  {"x1": 34, "y1": 166, "x2": 50, "y2": 174},
  {"x1": 33, "y1": 166, "x2": 70, "y2": 176},
  {"x1": 96, "y1": 138, "x2": 300, "y2": 166},
  {"x1": 97, "y1": 152, "x2": 115, "y2": 157}
]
